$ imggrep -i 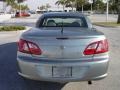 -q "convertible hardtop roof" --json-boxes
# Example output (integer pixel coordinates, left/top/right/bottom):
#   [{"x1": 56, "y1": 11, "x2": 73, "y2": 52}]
[{"x1": 42, "y1": 12, "x2": 85, "y2": 18}]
